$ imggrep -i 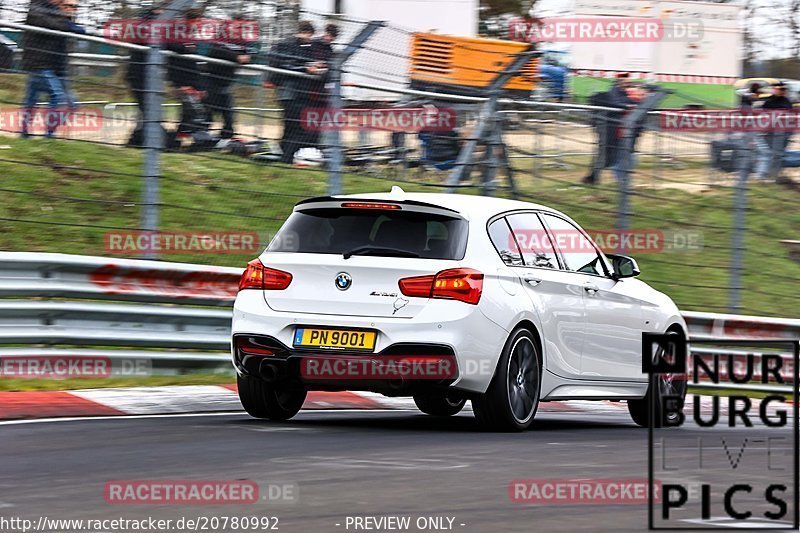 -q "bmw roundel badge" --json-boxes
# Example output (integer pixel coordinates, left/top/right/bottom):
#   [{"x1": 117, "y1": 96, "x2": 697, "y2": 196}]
[{"x1": 335, "y1": 272, "x2": 352, "y2": 291}]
